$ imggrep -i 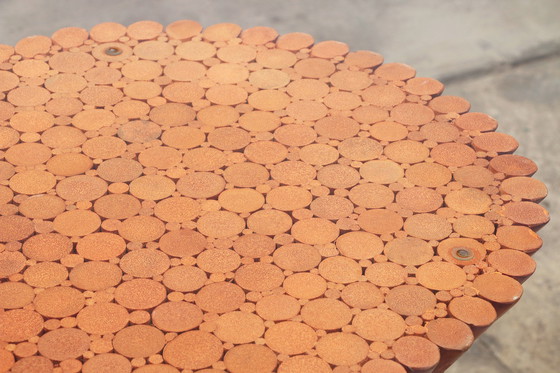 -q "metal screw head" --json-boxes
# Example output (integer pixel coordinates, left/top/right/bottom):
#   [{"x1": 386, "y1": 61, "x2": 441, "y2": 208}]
[
  {"x1": 104, "y1": 47, "x2": 123, "y2": 56},
  {"x1": 451, "y1": 247, "x2": 475, "y2": 261}
]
